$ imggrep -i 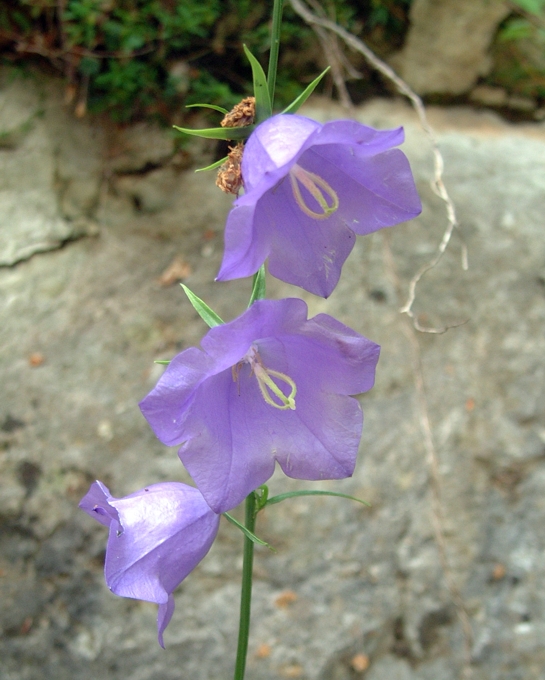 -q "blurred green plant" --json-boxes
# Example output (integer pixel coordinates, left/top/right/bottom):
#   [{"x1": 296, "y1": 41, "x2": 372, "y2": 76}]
[
  {"x1": 0, "y1": 0, "x2": 412, "y2": 122},
  {"x1": 488, "y1": 0, "x2": 545, "y2": 102},
  {"x1": 3, "y1": 1, "x2": 544, "y2": 121}
]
